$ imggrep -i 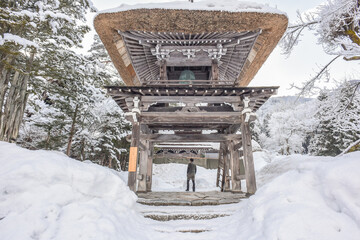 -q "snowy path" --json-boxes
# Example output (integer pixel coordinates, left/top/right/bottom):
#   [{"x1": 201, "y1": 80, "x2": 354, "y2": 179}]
[{"x1": 136, "y1": 202, "x2": 245, "y2": 240}]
